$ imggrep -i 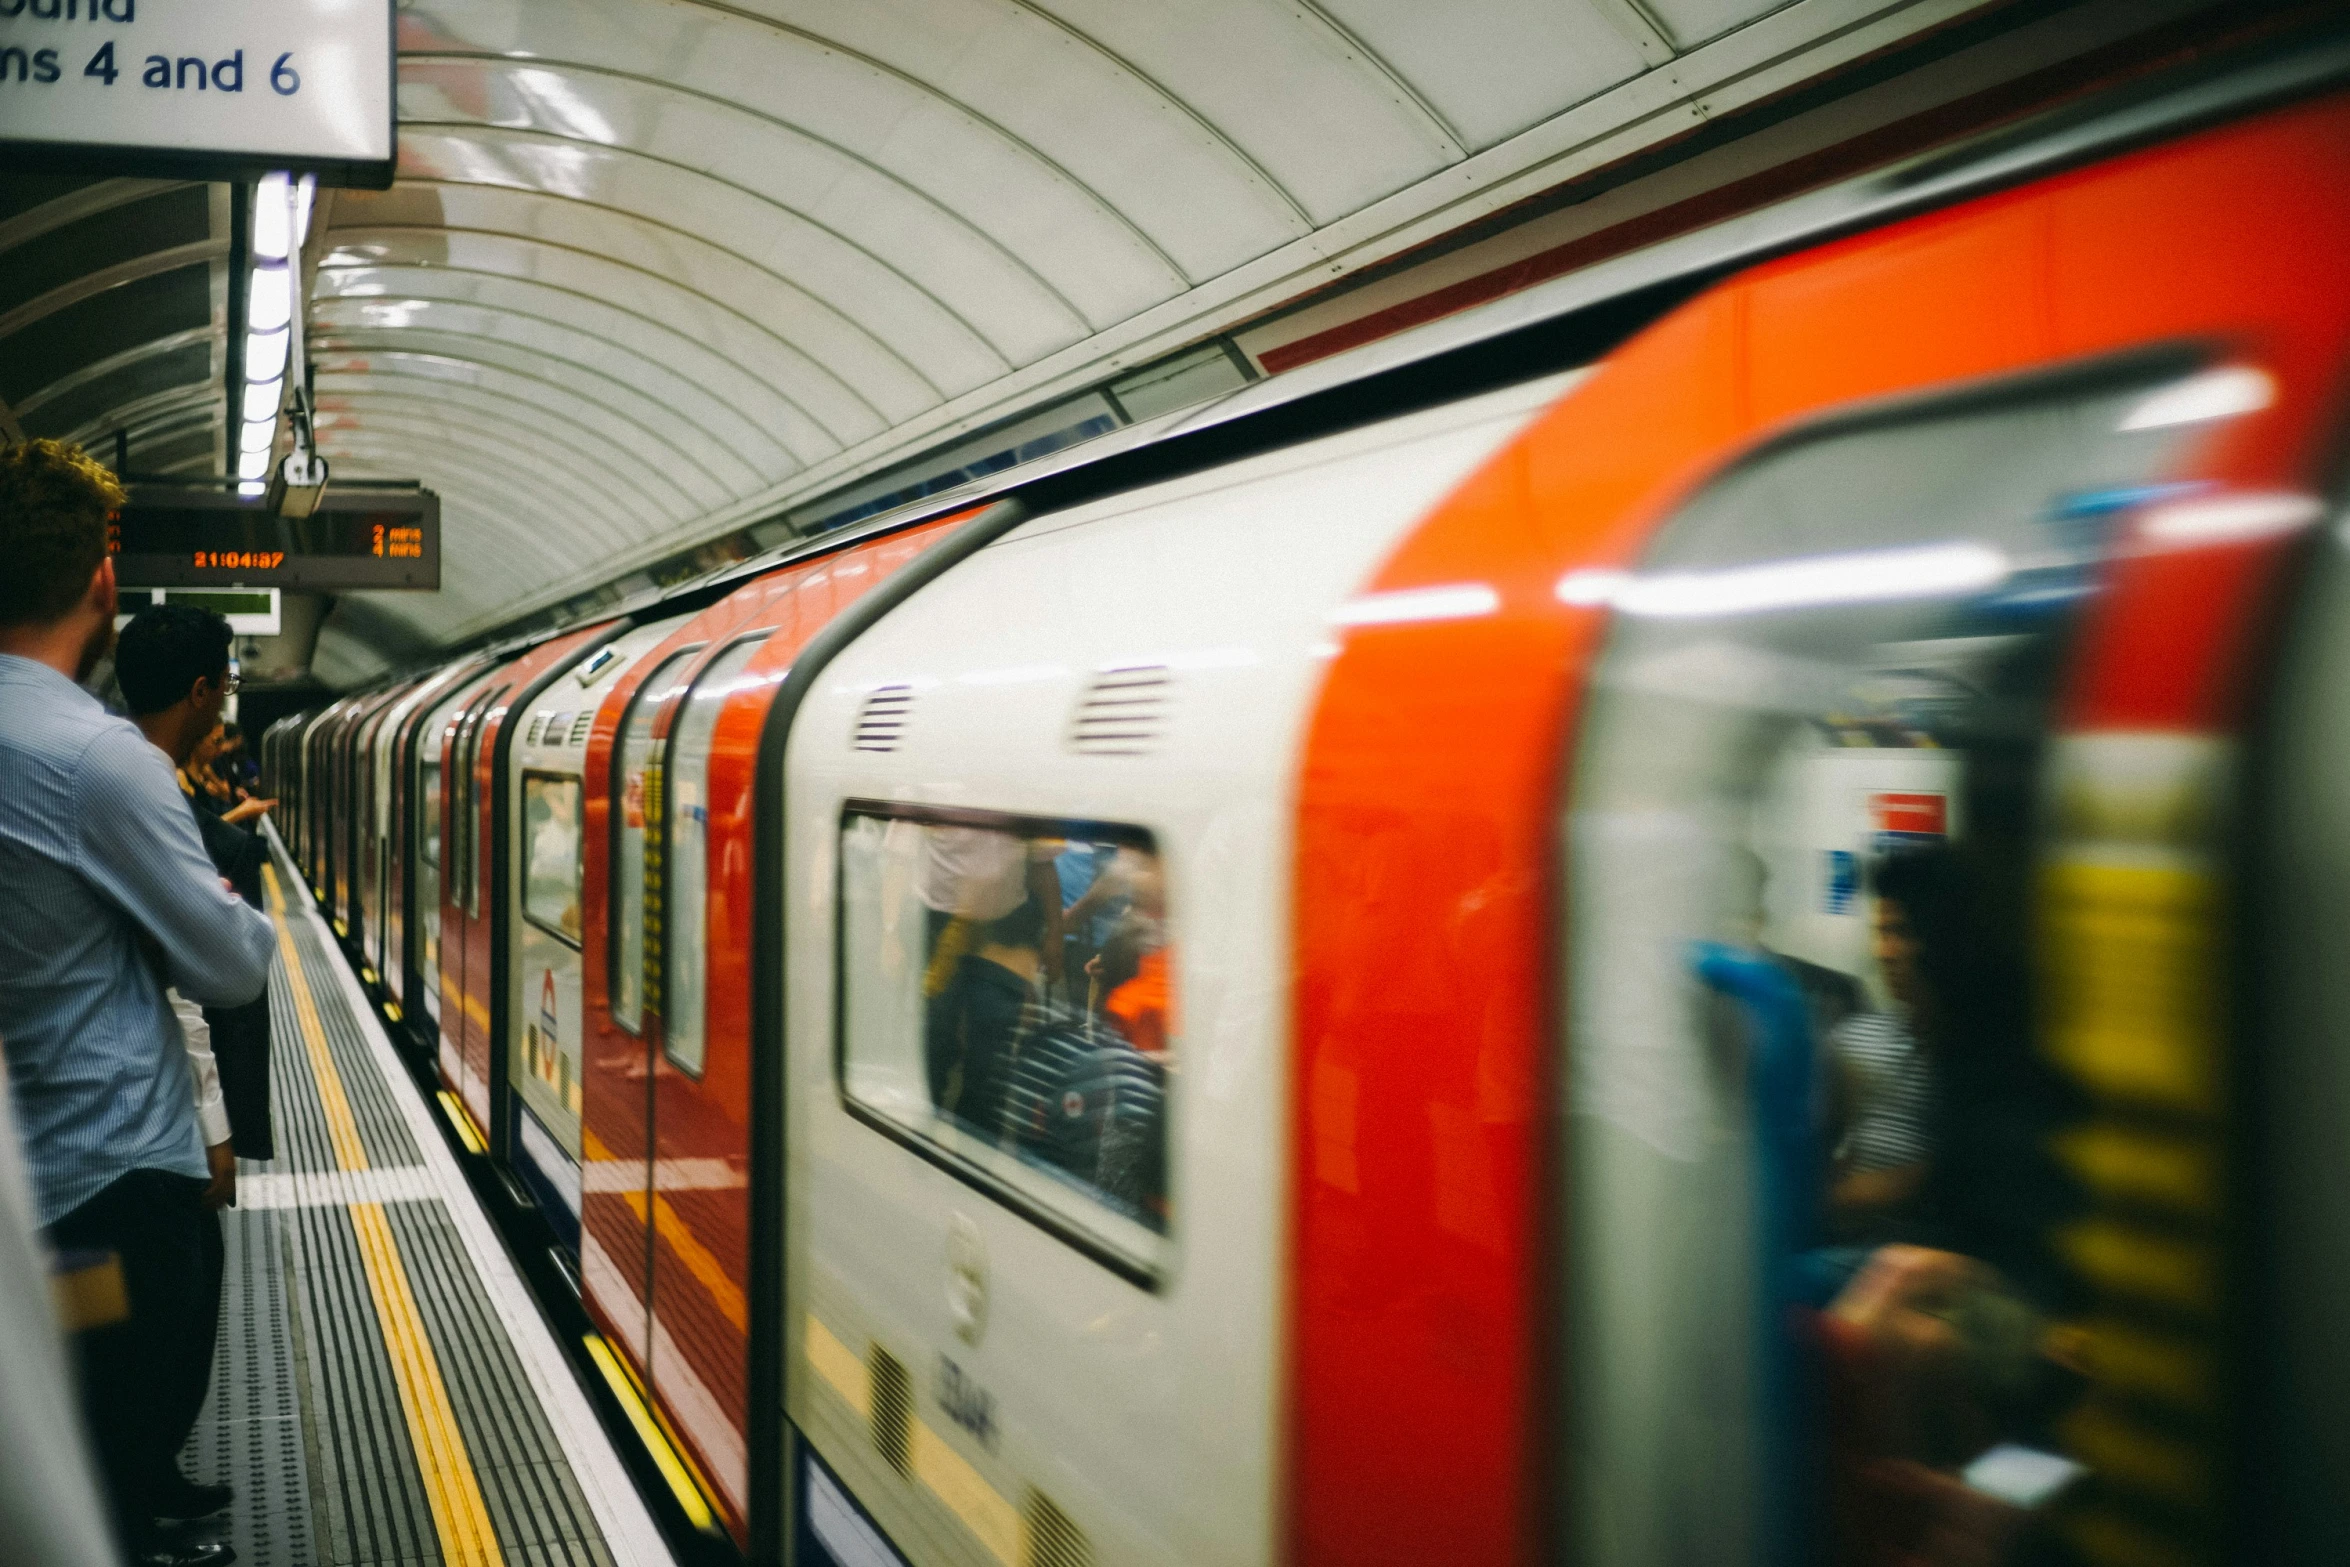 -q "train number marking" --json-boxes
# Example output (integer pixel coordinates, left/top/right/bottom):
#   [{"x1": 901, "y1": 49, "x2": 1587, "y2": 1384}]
[{"x1": 937, "y1": 1355, "x2": 998, "y2": 1451}]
